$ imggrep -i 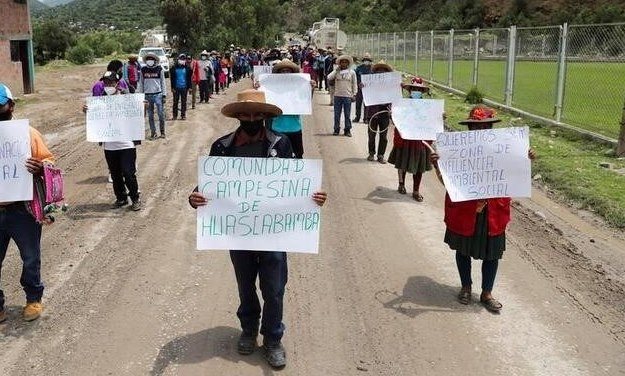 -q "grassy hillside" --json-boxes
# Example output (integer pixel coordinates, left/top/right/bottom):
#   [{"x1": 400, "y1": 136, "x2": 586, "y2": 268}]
[{"x1": 32, "y1": 0, "x2": 161, "y2": 31}]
